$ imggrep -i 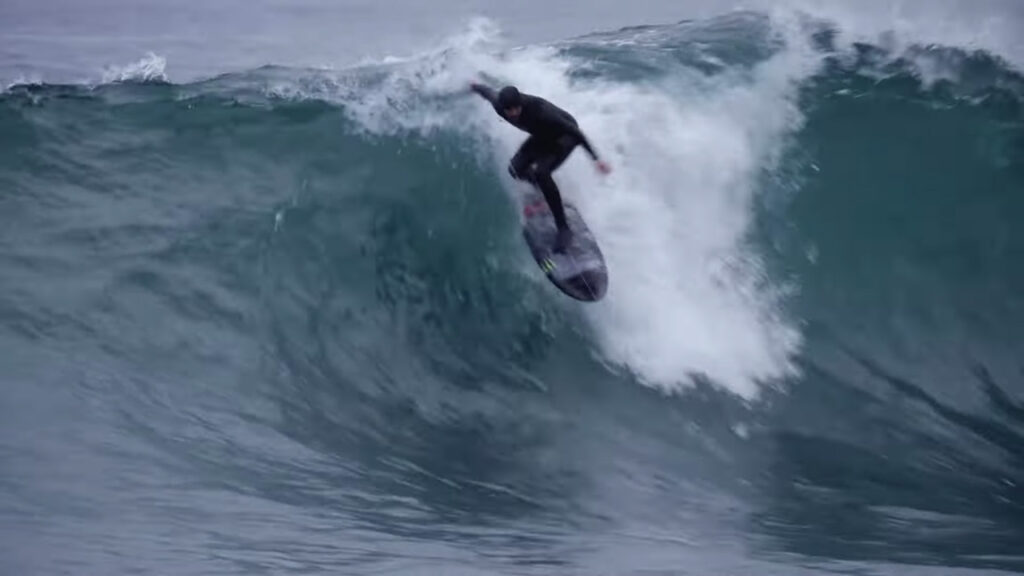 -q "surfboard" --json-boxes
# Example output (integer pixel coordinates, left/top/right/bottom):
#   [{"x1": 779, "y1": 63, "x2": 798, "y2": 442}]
[{"x1": 520, "y1": 188, "x2": 608, "y2": 302}]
